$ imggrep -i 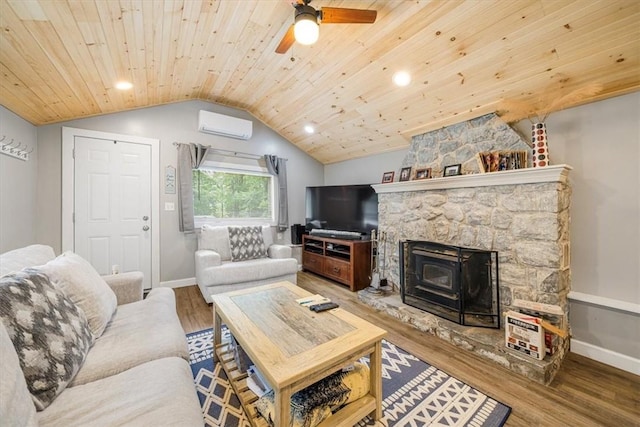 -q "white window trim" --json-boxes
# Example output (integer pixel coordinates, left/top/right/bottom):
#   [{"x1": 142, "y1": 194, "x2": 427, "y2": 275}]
[{"x1": 194, "y1": 160, "x2": 277, "y2": 228}]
